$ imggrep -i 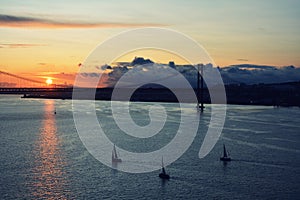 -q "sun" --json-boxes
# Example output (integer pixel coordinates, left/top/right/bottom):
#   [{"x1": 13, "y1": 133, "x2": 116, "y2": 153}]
[{"x1": 46, "y1": 78, "x2": 53, "y2": 85}]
